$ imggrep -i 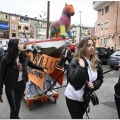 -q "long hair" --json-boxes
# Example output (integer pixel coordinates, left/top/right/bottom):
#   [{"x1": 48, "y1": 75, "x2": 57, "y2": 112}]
[
  {"x1": 74, "y1": 37, "x2": 100, "y2": 71},
  {"x1": 6, "y1": 38, "x2": 26, "y2": 65}
]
